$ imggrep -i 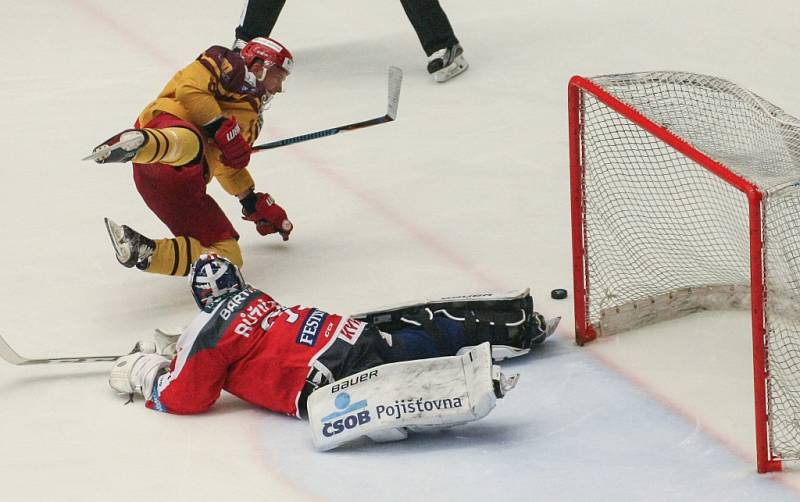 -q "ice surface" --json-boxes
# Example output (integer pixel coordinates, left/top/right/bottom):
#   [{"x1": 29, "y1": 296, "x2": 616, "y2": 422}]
[{"x1": 1, "y1": 0, "x2": 800, "y2": 500}]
